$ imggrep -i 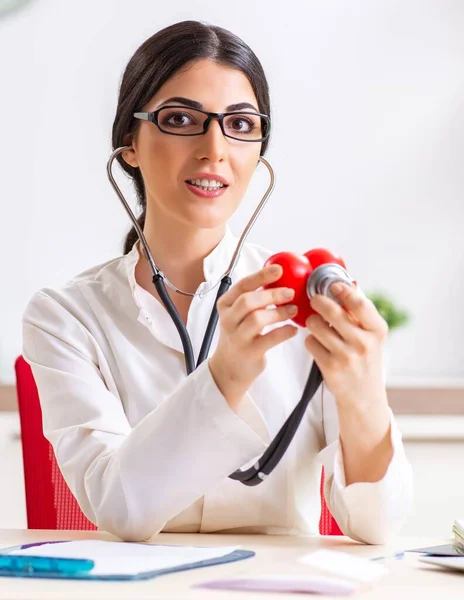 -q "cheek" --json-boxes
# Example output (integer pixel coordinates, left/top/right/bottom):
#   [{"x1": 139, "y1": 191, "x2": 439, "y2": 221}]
[
  {"x1": 232, "y1": 149, "x2": 260, "y2": 190},
  {"x1": 139, "y1": 138, "x2": 184, "y2": 188}
]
